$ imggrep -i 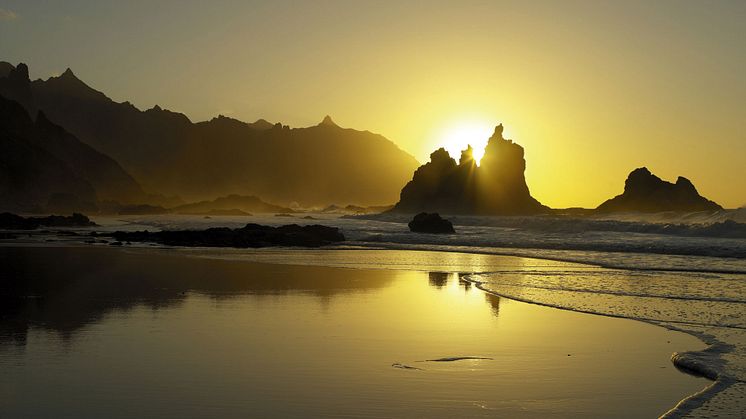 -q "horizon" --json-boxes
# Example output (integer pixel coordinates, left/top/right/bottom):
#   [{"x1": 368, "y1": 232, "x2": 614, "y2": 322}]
[{"x1": 1, "y1": 0, "x2": 745, "y2": 208}]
